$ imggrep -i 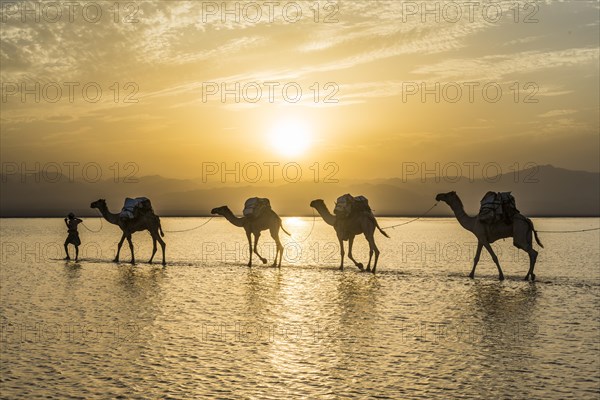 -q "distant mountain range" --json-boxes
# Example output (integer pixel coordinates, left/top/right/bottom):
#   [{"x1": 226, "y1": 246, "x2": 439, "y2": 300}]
[{"x1": 1, "y1": 165, "x2": 598, "y2": 217}]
